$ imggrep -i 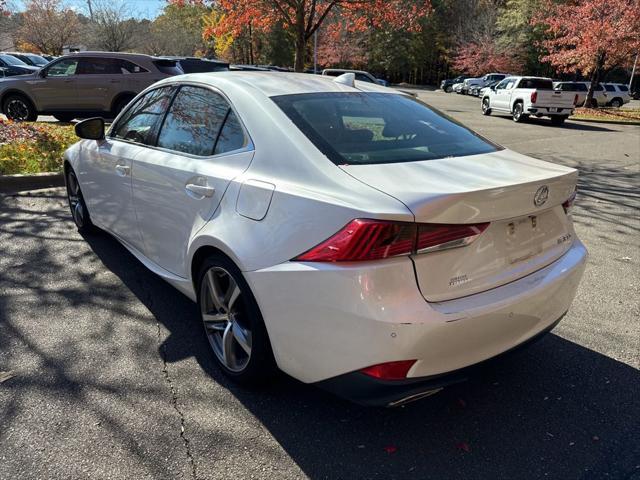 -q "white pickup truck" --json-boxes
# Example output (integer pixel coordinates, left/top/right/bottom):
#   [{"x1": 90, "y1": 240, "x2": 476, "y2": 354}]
[{"x1": 481, "y1": 76, "x2": 576, "y2": 125}]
